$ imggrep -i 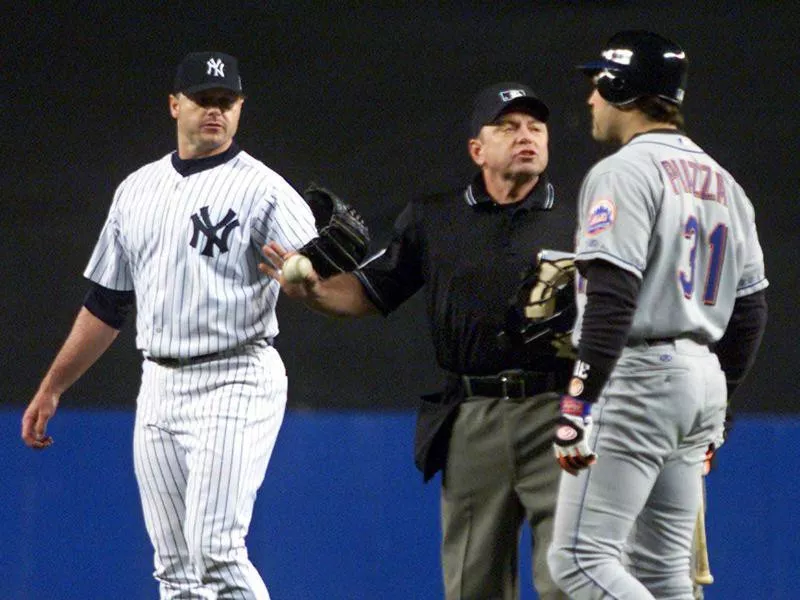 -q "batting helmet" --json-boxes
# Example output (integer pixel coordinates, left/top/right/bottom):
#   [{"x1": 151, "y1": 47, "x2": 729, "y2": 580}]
[{"x1": 577, "y1": 30, "x2": 688, "y2": 106}]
